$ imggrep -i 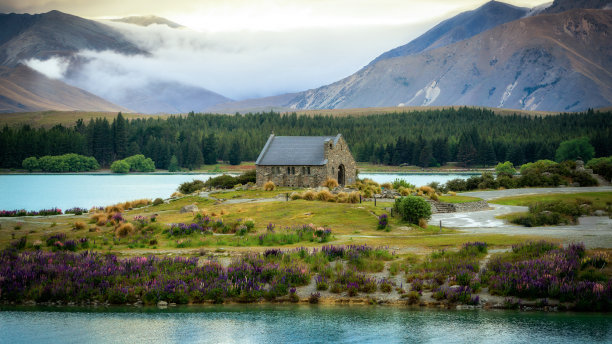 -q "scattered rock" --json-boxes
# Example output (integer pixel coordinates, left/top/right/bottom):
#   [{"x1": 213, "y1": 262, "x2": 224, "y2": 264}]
[
  {"x1": 594, "y1": 210, "x2": 607, "y2": 216},
  {"x1": 157, "y1": 300, "x2": 168, "y2": 308},
  {"x1": 180, "y1": 204, "x2": 198, "y2": 213},
  {"x1": 169, "y1": 303, "x2": 177, "y2": 307}
]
